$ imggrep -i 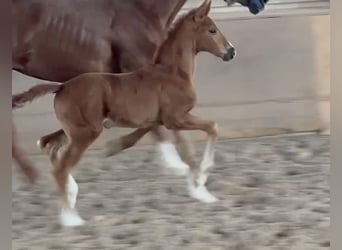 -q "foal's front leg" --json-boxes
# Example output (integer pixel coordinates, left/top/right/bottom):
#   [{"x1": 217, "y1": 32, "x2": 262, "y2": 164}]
[{"x1": 164, "y1": 114, "x2": 219, "y2": 203}]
